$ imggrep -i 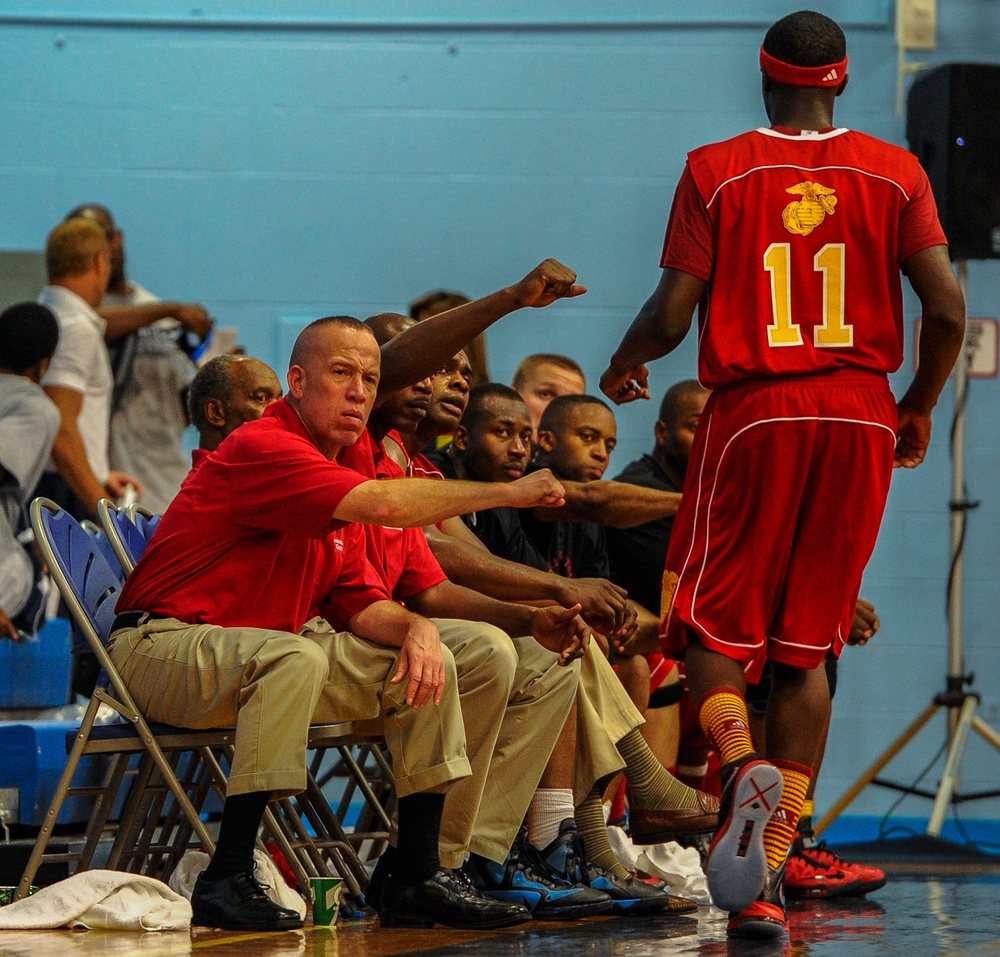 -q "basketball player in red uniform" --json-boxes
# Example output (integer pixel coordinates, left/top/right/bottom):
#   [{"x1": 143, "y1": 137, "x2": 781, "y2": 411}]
[{"x1": 600, "y1": 10, "x2": 965, "y2": 940}]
